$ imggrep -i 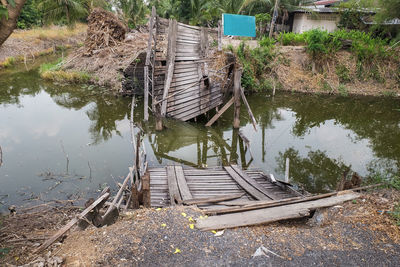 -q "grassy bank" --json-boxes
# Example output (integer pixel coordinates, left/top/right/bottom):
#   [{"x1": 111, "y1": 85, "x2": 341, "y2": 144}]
[
  {"x1": 232, "y1": 29, "x2": 400, "y2": 97},
  {"x1": 39, "y1": 59, "x2": 91, "y2": 84},
  {"x1": 0, "y1": 24, "x2": 86, "y2": 68}
]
